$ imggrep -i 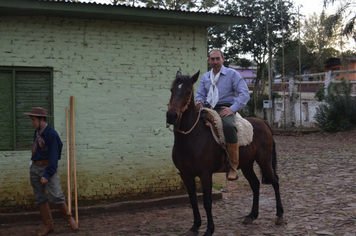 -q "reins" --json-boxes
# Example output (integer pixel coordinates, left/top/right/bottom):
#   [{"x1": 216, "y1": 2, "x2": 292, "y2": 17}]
[{"x1": 167, "y1": 92, "x2": 201, "y2": 135}]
